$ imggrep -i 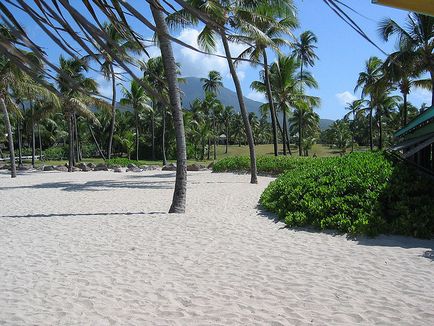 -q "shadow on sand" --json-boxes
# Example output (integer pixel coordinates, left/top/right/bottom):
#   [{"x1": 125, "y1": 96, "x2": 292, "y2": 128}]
[
  {"x1": 0, "y1": 211, "x2": 167, "y2": 219},
  {"x1": 0, "y1": 179, "x2": 174, "y2": 192},
  {"x1": 256, "y1": 205, "x2": 434, "y2": 260}
]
